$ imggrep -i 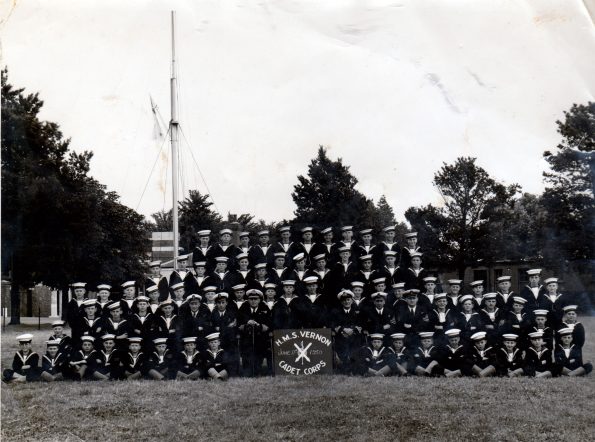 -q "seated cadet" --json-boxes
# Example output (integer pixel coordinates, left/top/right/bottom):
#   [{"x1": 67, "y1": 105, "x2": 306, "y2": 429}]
[
  {"x1": 48, "y1": 320, "x2": 73, "y2": 357},
  {"x1": 203, "y1": 332, "x2": 230, "y2": 381},
  {"x1": 411, "y1": 332, "x2": 442, "y2": 376},
  {"x1": 297, "y1": 276, "x2": 327, "y2": 328},
  {"x1": 495, "y1": 334, "x2": 524, "y2": 378},
  {"x1": 465, "y1": 332, "x2": 497, "y2": 377},
  {"x1": 237, "y1": 289, "x2": 272, "y2": 377},
  {"x1": 263, "y1": 283, "x2": 277, "y2": 311},
  {"x1": 175, "y1": 337, "x2": 202, "y2": 380},
  {"x1": 455, "y1": 295, "x2": 484, "y2": 345},
  {"x1": 40, "y1": 340, "x2": 67, "y2": 382},
  {"x1": 428, "y1": 293, "x2": 458, "y2": 346},
  {"x1": 156, "y1": 300, "x2": 183, "y2": 352},
  {"x1": 478, "y1": 293, "x2": 503, "y2": 345},
  {"x1": 69, "y1": 335, "x2": 97, "y2": 381},
  {"x1": 74, "y1": 299, "x2": 103, "y2": 343},
  {"x1": 390, "y1": 282, "x2": 407, "y2": 312},
  {"x1": 103, "y1": 302, "x2": 132, "y2": 352},
  {"x1": 364, "y1": 292, "x2": 396, "y2": 342},
  {"x1": 527, "y1": 310, "x2": 554, "y2": 350},
  {"x1": 272, "y1": 281, "x2": 300, "y2": 330},
  {"x1": 523, "y1": 331, "x2": 553, "y2": 378},
  {"x1": 230, "y1": 284, "x2": 247, "y2": 313},
  {"x1": 386, "y1": 333, "x2": 412, "y2": 376},
  {"x1": 396, "y1": 290, "x2": 430, "y2": 349},
  {"x1": 146, "y1": 338, "x2": 175, "y2": 380},
  {"x1": 499, "y1": 297, "x2": 530, "y2": 347},
  {"x1": 353, "y1": 333, "x2": 392, "y2": 377},
  {"x1": 445, "y1": 279, "x2": 463, "y2": 311},
  {"x1": 439, "y1": 329, "x2": 465, "y2": 378},
  {"x1": 92, "y1": 334, "x2": 123, "y2": 381},
  {"x1": 469, "y1": 281, "x2": 485, "y2": 311},
  {"x1": 495, "y1": 276, "x2": 515, "y2": 312},
  {"x1": 3, "y1": 334, "x2": 40, "y2": 383},
  {"x1": 555, "y1": 327, "x2": 592, "y2": 377},
  {"x1": 122, "y1": 337, "x2": 145, "y2": 380},
  {"x1": 330, "y1": 290, "x2": 364, "y2": 375},
  {"x1": 558, "y1": 305, "x2": 585, "y2": 349}
]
